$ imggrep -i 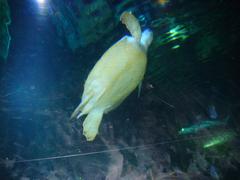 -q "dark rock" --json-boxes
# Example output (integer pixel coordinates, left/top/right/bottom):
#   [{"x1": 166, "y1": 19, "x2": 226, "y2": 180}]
[{"x1": 49, "y1": 0, "x2": 117, "y2": 50}]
